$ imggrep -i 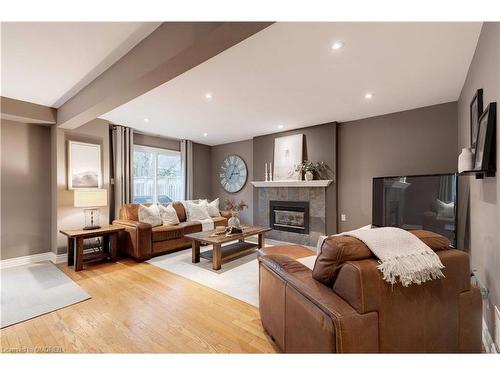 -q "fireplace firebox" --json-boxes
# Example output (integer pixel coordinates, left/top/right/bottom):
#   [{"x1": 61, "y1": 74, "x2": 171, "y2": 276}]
[{"x1": 269, "y1": 200, "x2": 309, "y2": 234}]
